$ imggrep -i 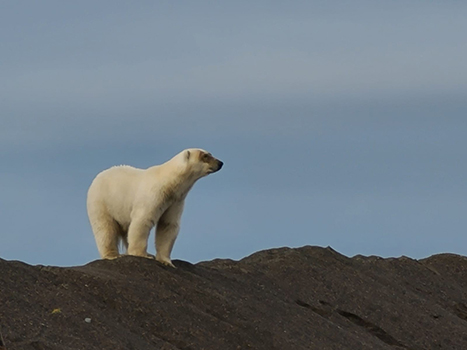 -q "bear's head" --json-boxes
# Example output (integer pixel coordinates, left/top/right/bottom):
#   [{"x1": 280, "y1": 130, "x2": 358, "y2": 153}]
[{"x1": 183, "y1": 148, "x2": 223, "y2": 178}]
